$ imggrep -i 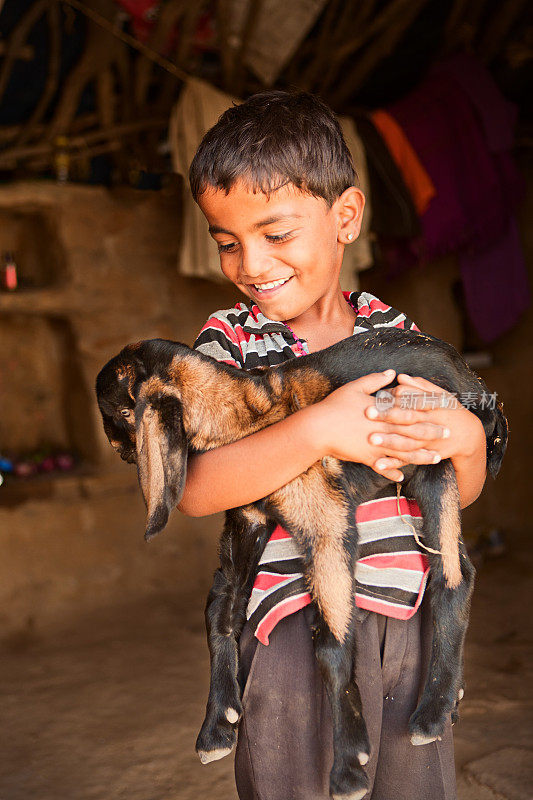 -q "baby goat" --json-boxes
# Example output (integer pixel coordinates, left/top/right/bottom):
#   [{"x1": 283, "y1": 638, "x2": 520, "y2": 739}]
[{"x1": 96, "y1": 328, "x2": 507, "y2": 800}]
